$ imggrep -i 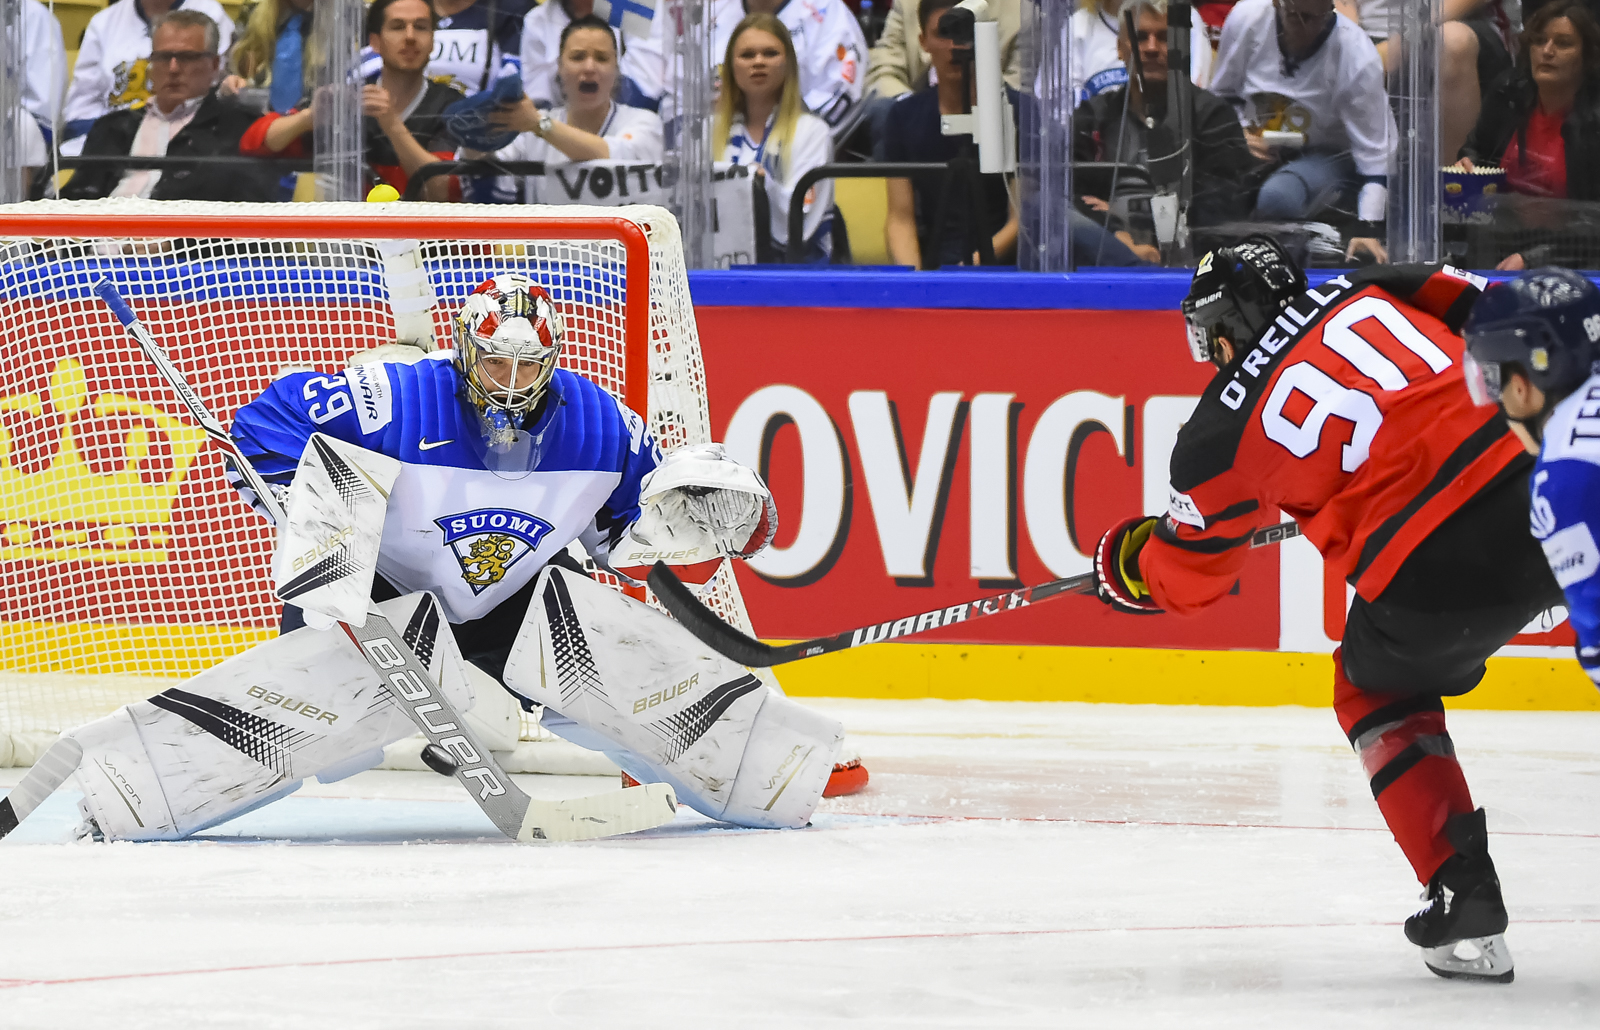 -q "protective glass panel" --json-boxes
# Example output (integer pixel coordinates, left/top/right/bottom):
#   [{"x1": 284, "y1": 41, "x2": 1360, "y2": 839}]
[
  {"x1": 312, "y1": 0, "x2": 365, "y2": 202},
  {"x1": 0, "y1": 0, "x2": 26, "y2": 205},
  {"x1": 1063, "y1": 0, "x2": 1415, "y2": 272}
]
